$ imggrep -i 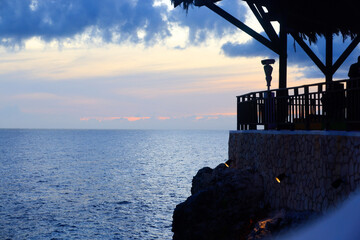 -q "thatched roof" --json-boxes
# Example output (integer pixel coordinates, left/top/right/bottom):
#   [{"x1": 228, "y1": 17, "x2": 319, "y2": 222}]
[
  {"x1": 172, "y1": 0, "x2": 360, "y2": 43},
  {"x1": 172, "y1": 0, "x2": 221, "y2": 10}
]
